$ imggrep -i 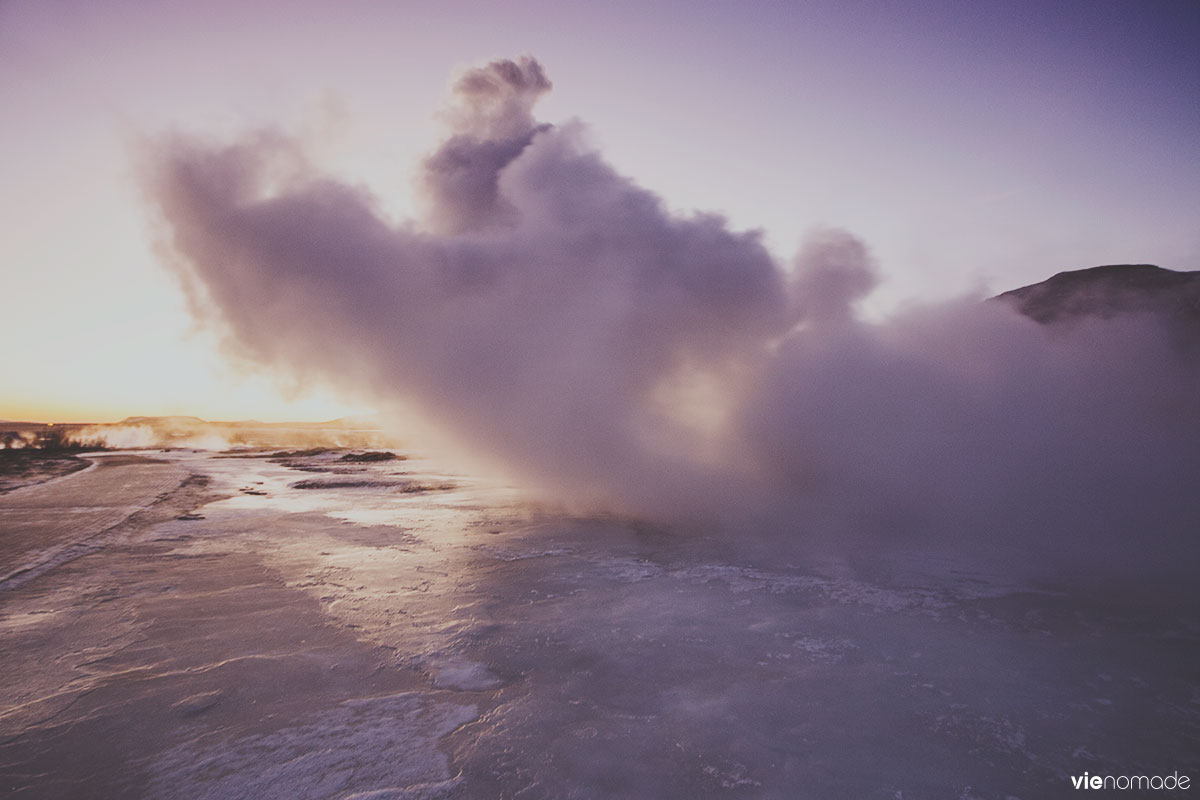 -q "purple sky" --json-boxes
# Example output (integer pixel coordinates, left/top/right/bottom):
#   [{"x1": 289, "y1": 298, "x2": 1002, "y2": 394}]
[{"x1": 2, "y1": 0, "x2": 1197, "y2": 422}]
